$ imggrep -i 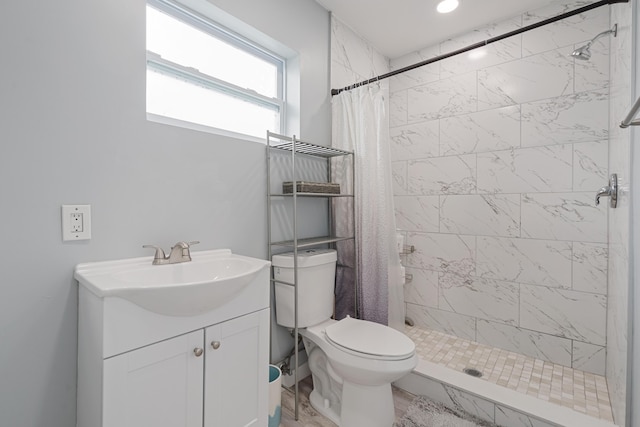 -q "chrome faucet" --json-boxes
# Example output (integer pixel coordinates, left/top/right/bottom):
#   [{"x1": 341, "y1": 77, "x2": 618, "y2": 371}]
[{"x1": 143, "y1": 241, "x2": 200, "y2": 265}]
